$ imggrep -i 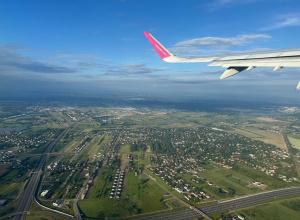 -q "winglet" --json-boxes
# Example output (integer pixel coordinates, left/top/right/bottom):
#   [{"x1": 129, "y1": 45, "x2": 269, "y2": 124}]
[{"x1": 143, "y1": 32, "x2": 173, "y2": 59}]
